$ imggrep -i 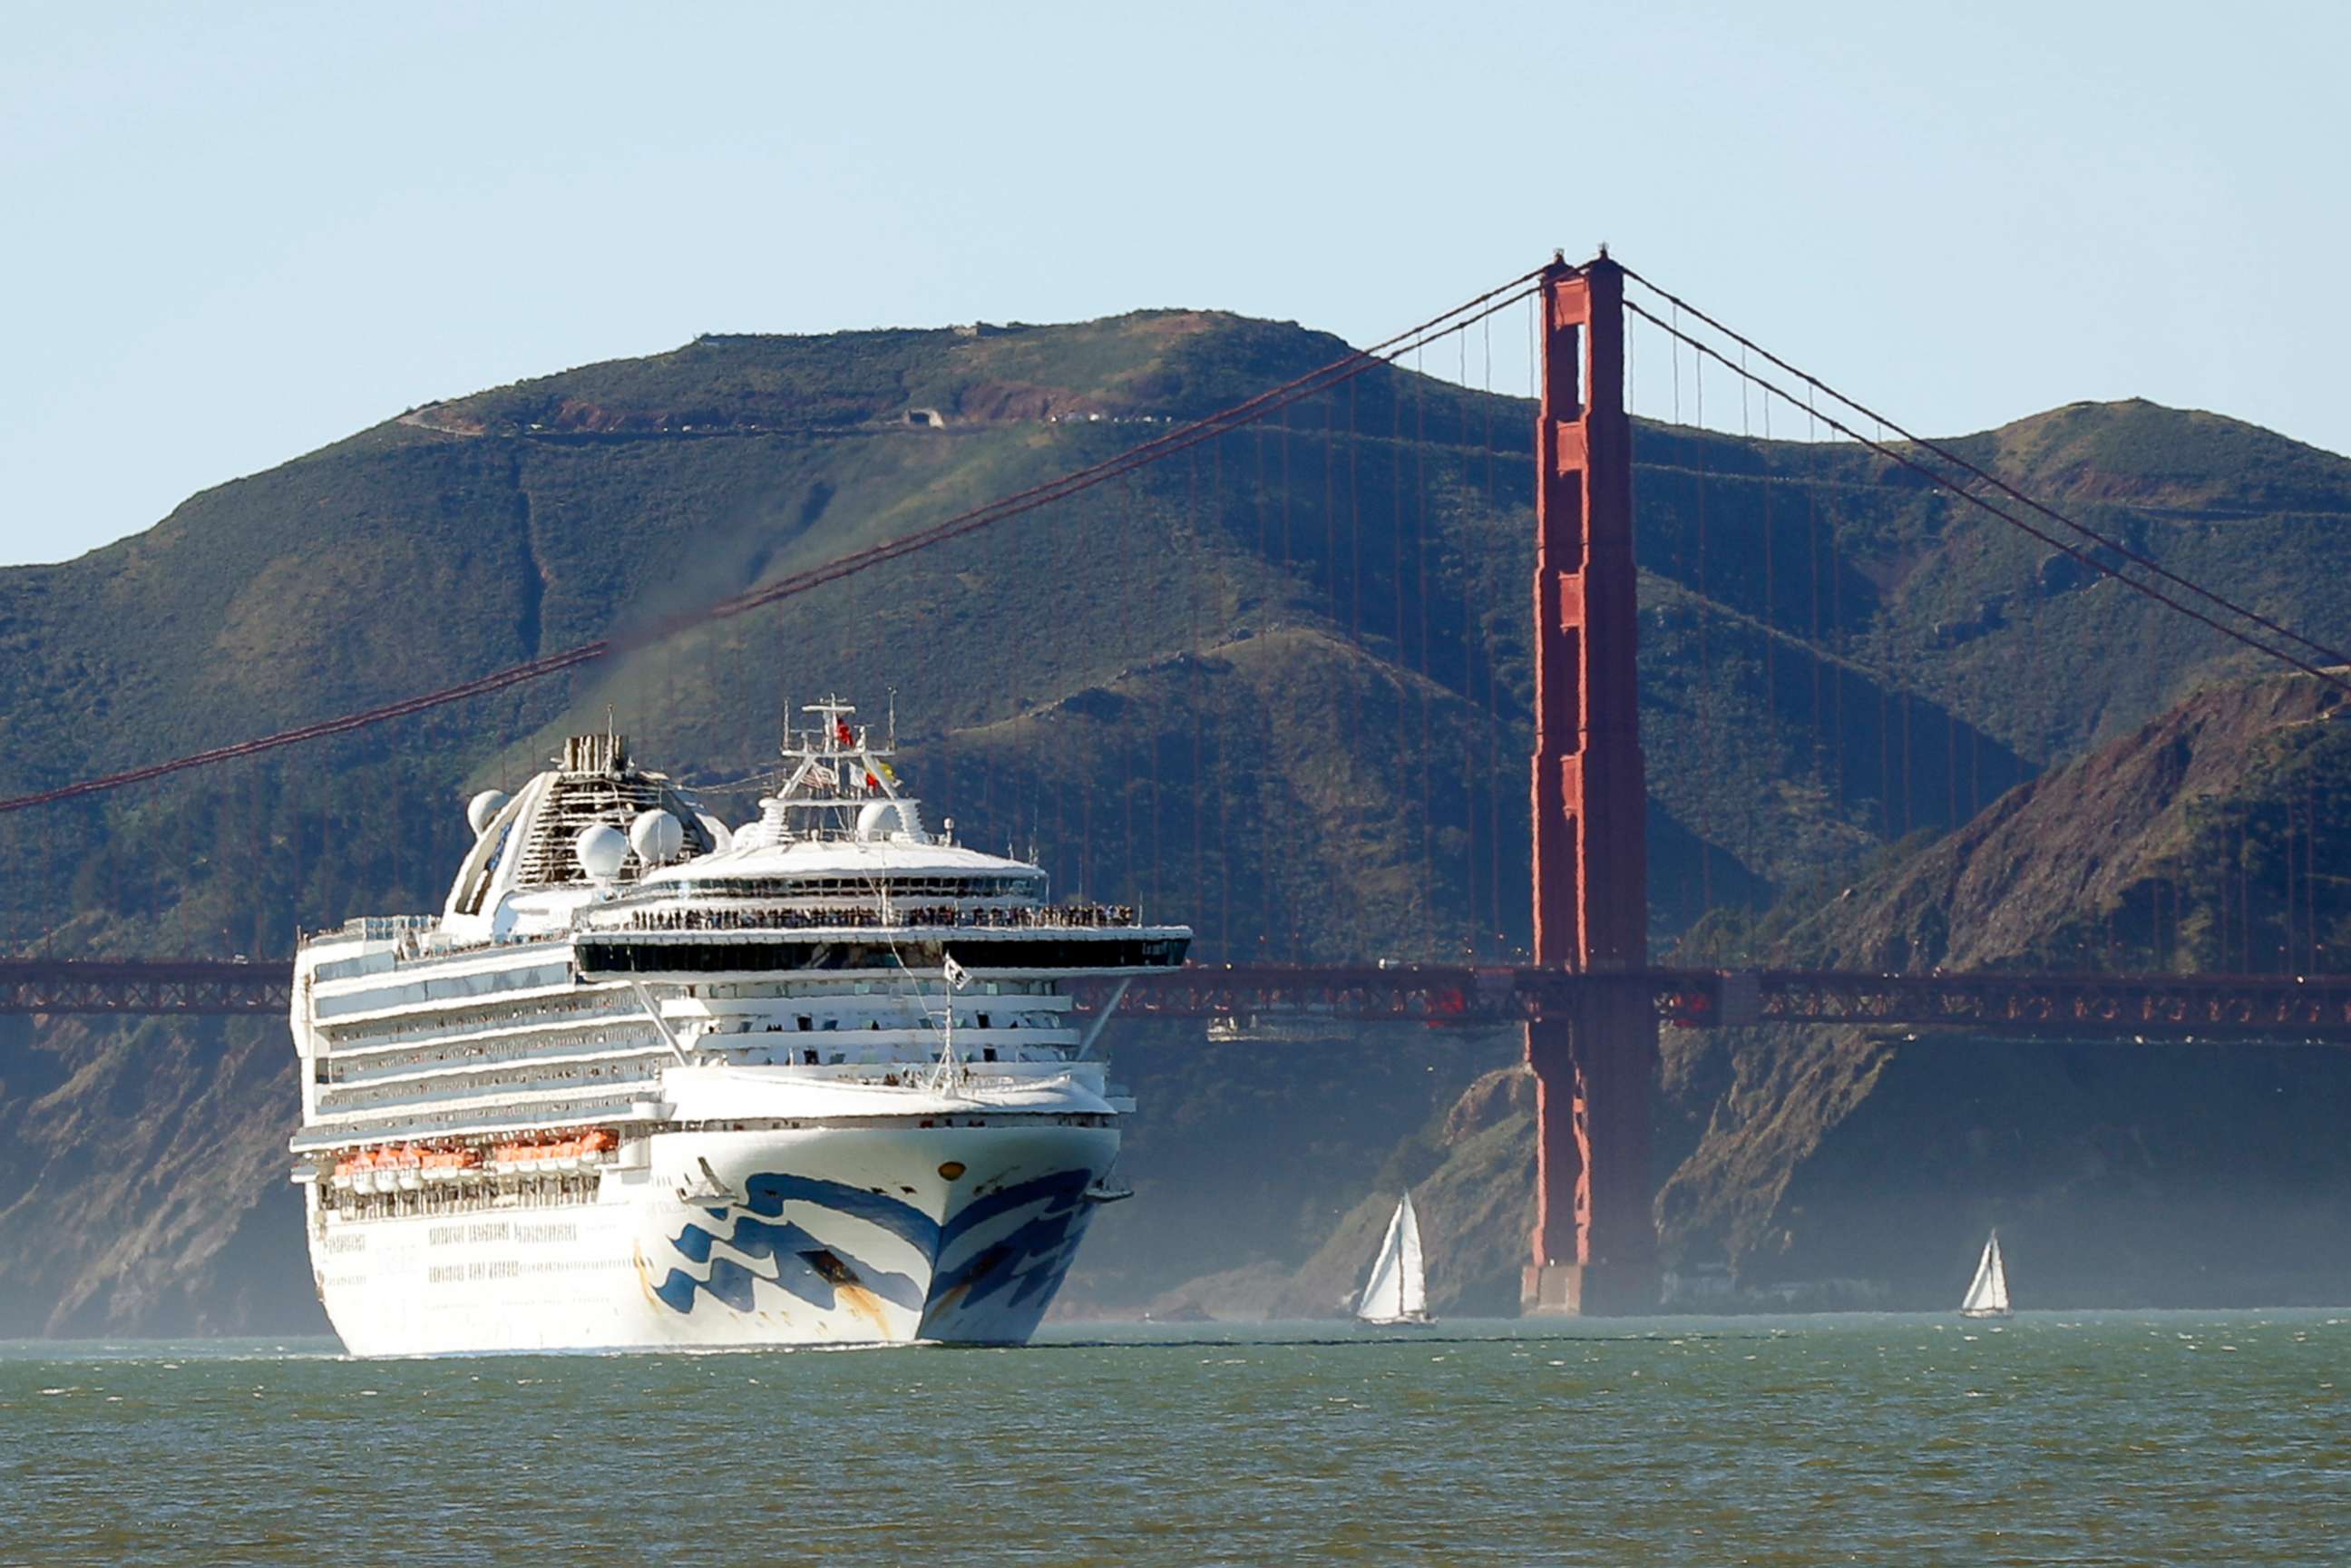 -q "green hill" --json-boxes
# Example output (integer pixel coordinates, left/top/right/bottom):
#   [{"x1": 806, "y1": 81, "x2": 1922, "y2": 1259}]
[{"x1": 5, "y1": 306, "x2": 2351, "y2": 1331}]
